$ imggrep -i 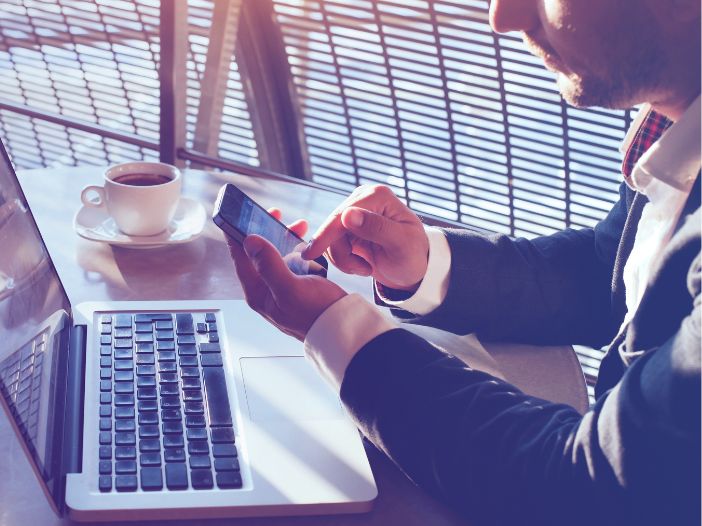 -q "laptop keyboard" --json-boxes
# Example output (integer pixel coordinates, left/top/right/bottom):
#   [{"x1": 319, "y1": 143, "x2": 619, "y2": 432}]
[
  {"x1": 96, "y1": 312, "x2": 242, "y2": 493},
  {"x1": 0, "y1": 331, "x2": 47, "y2": 445}
]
